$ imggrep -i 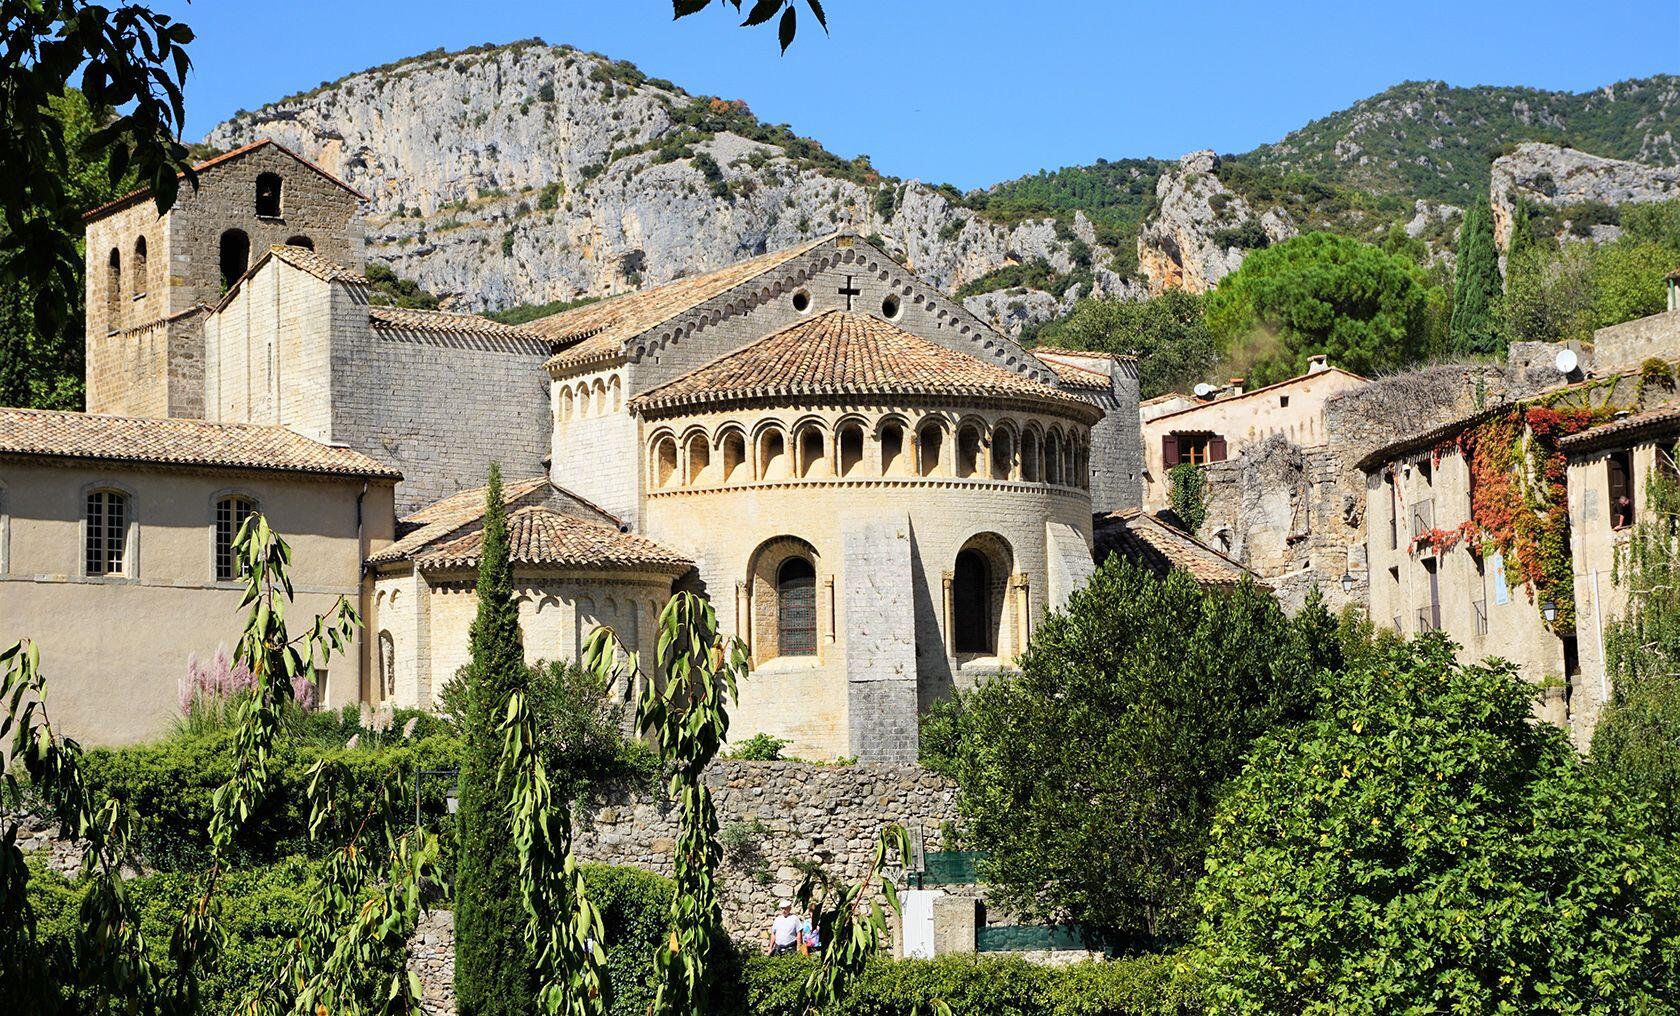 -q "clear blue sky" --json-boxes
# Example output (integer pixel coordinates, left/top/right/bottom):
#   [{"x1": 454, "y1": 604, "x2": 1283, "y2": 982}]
[{"x1": 153, "y1": 0, "x2": 1677, "y2": 190}]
